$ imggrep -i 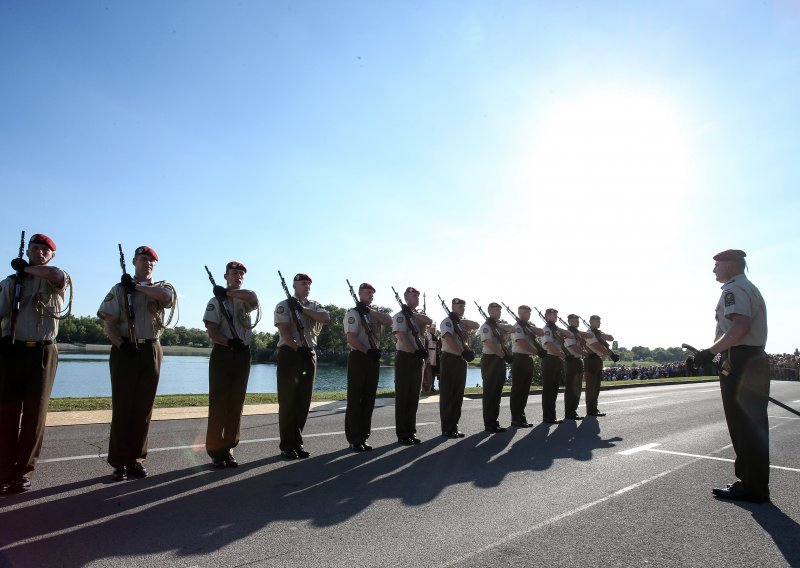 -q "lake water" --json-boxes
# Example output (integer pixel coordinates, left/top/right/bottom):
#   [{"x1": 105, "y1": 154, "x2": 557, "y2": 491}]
[{"x1": 52, "y1": 353, "x2": 485, "y2": 398}]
